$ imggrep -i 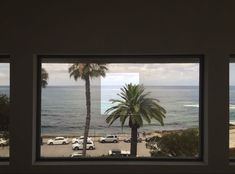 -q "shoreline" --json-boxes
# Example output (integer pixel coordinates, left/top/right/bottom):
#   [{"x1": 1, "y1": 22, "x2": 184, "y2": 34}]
[
  {"x1": 40, "y1": 125, "x2": 235, "y2": 139},
  {"x1": 40, "y1": 128, "x2": 197, "y2": 138}
]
